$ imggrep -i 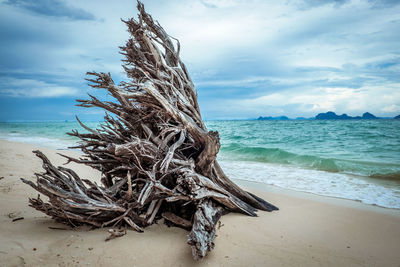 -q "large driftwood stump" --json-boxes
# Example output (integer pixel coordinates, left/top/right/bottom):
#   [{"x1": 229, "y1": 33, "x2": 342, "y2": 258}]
[{"x1": 21, "y1": 1, "x2": 278, "y2": 260}]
